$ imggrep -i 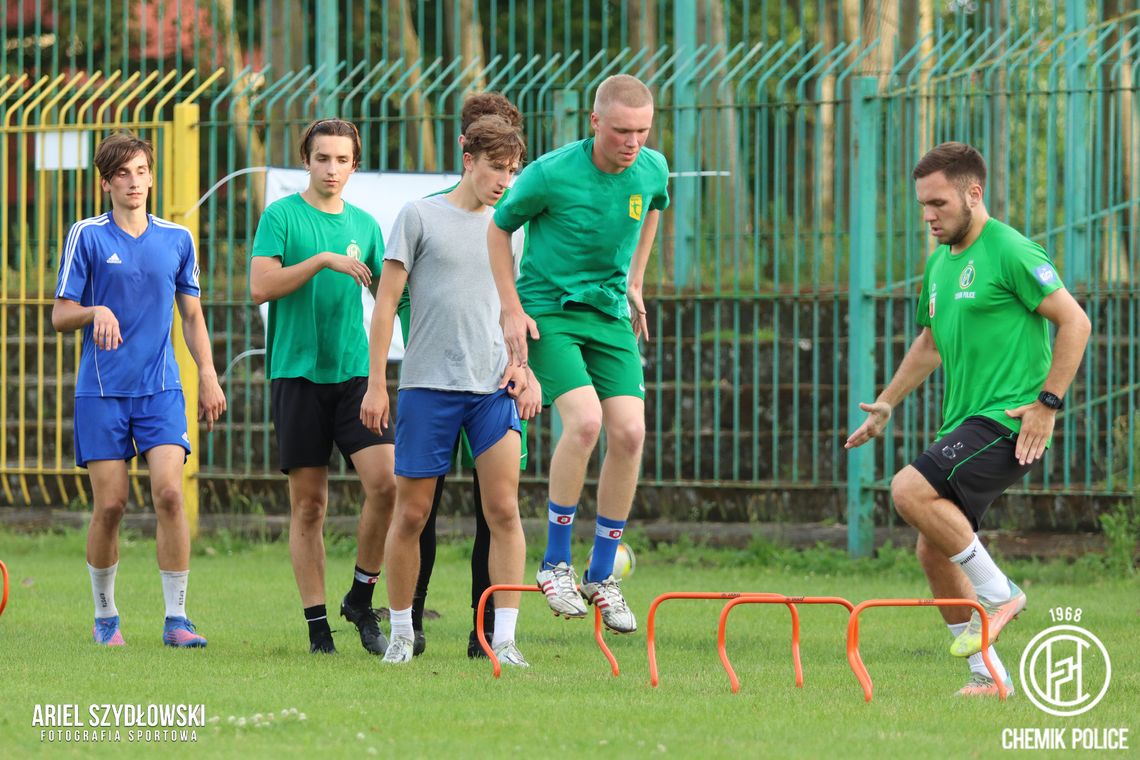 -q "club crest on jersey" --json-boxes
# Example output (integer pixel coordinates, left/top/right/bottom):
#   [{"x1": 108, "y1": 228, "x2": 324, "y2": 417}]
[
  {"x1": 346, "y1": 241, "x2": 362, "y2": 260},
  {"x1": 629, "y1": 194, "x2": 643, "y2": 221},
  {"x1": 929, "y1": 282, "x2": 936, "y2": 318},
  {"x1": 1035, "y1": 264, "x2": 1056, "y2": 285},
  {"x1": 959, "y1": 261, "x2": 975, "y2": 289}
]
